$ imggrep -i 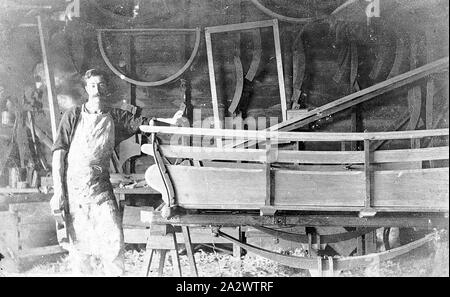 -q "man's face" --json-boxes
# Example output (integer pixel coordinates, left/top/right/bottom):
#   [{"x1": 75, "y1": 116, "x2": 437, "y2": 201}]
[{"x1": 85, "y1": 75, "x2": 108, "y2": 100}]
